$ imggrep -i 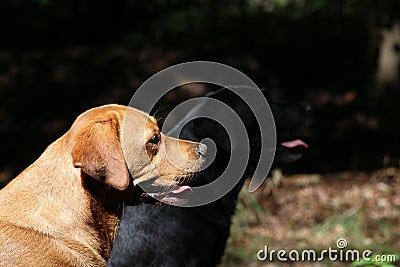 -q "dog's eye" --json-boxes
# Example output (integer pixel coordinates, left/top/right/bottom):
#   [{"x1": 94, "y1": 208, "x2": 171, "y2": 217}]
[
  {"x1": 146, "y1": 133, "x2": 160, "y2": 158},
  {"x1": 148, "y1": 133, "x2": 160, "y2": 145}
]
